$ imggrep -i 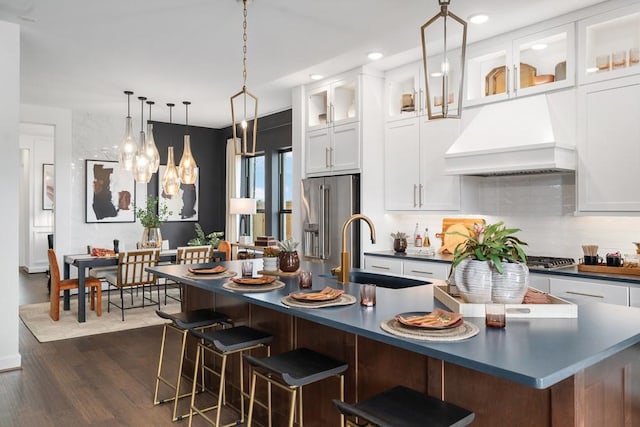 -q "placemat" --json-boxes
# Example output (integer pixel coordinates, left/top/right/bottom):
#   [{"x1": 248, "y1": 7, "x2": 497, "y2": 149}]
[
  {"x1": 380, "y1": 318, "x2": 479, "y2": 342},
  {"x1": 222, "y1": 280, "x2": 285, "y2": 292},
  {"x1": 281, "y1": 294, "x2": 356, "y2": 308},
  {"x1": 184, "y1": 270, "x2": 237, "y2": 280},
  {"x1": 258, "y1": 269, "x2": 301, "y2": 277}
]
